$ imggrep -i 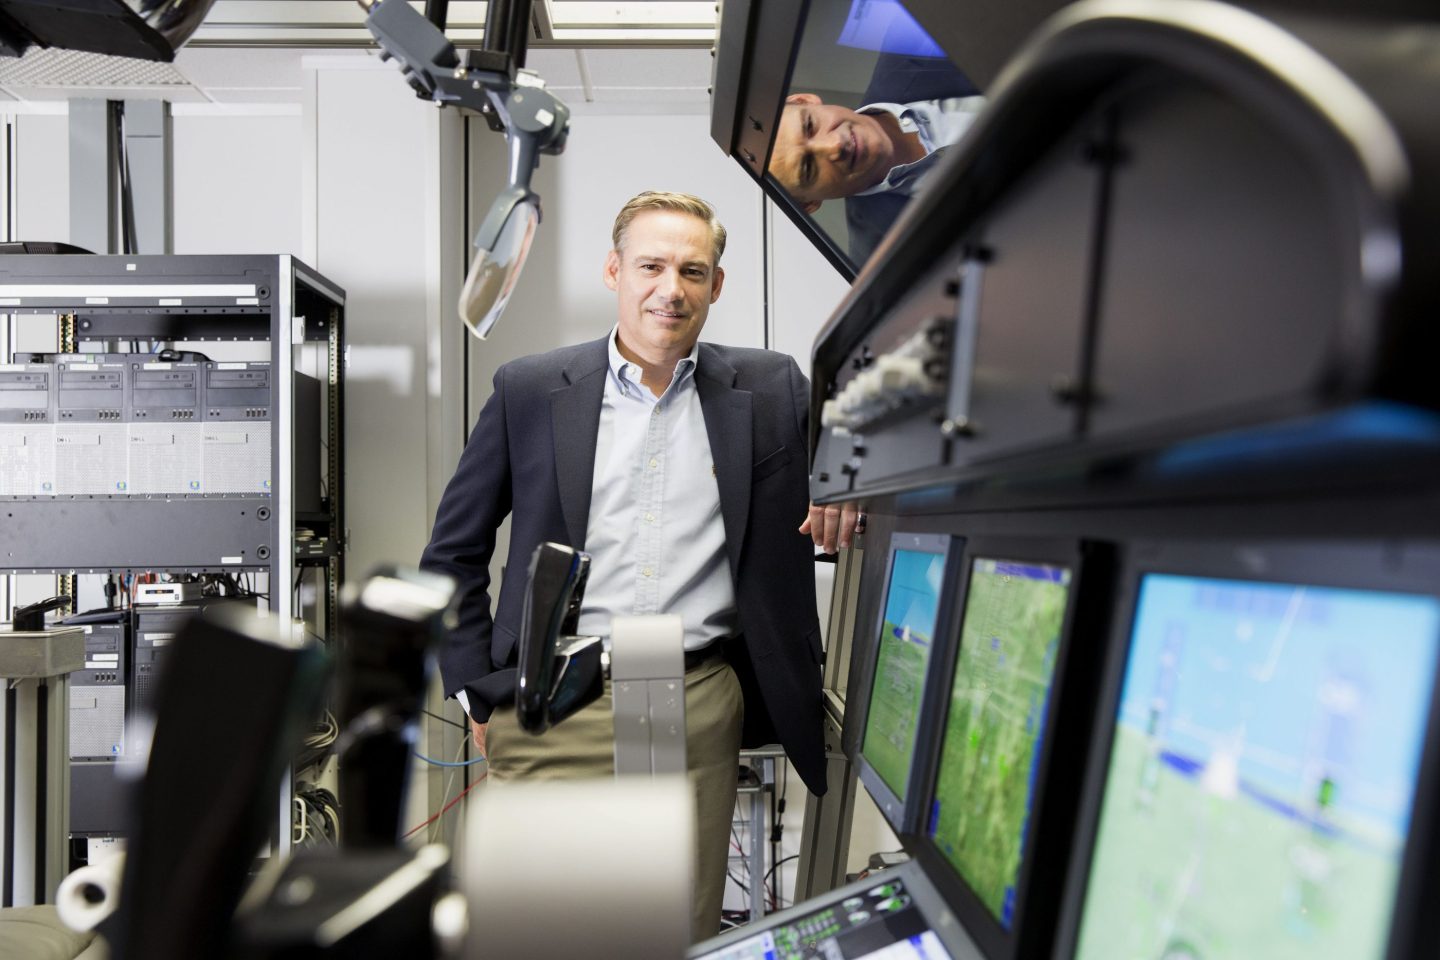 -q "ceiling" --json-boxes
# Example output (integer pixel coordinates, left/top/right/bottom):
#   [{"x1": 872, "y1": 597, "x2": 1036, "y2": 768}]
[
  {"x1": 190, "y1": 1, "x2": 719, "y2": 48},
  {"x1": 0, "y1": 2, "x2": 719, "y2": 105}
]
